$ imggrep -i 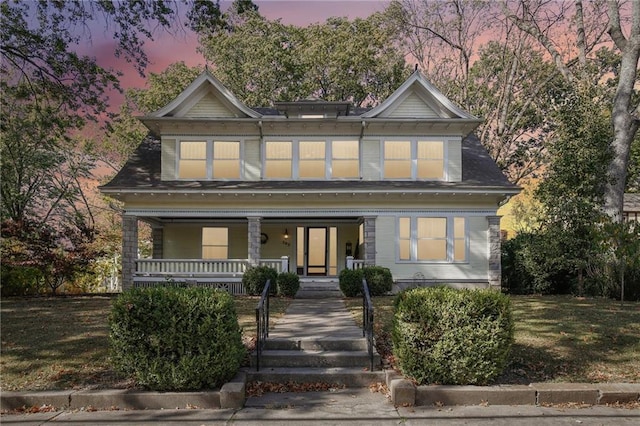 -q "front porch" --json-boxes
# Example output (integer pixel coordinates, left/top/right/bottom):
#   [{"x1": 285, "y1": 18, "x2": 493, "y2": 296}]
[{"x1": 123, "y1": 215, "x2": 373, "y2": 293}]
